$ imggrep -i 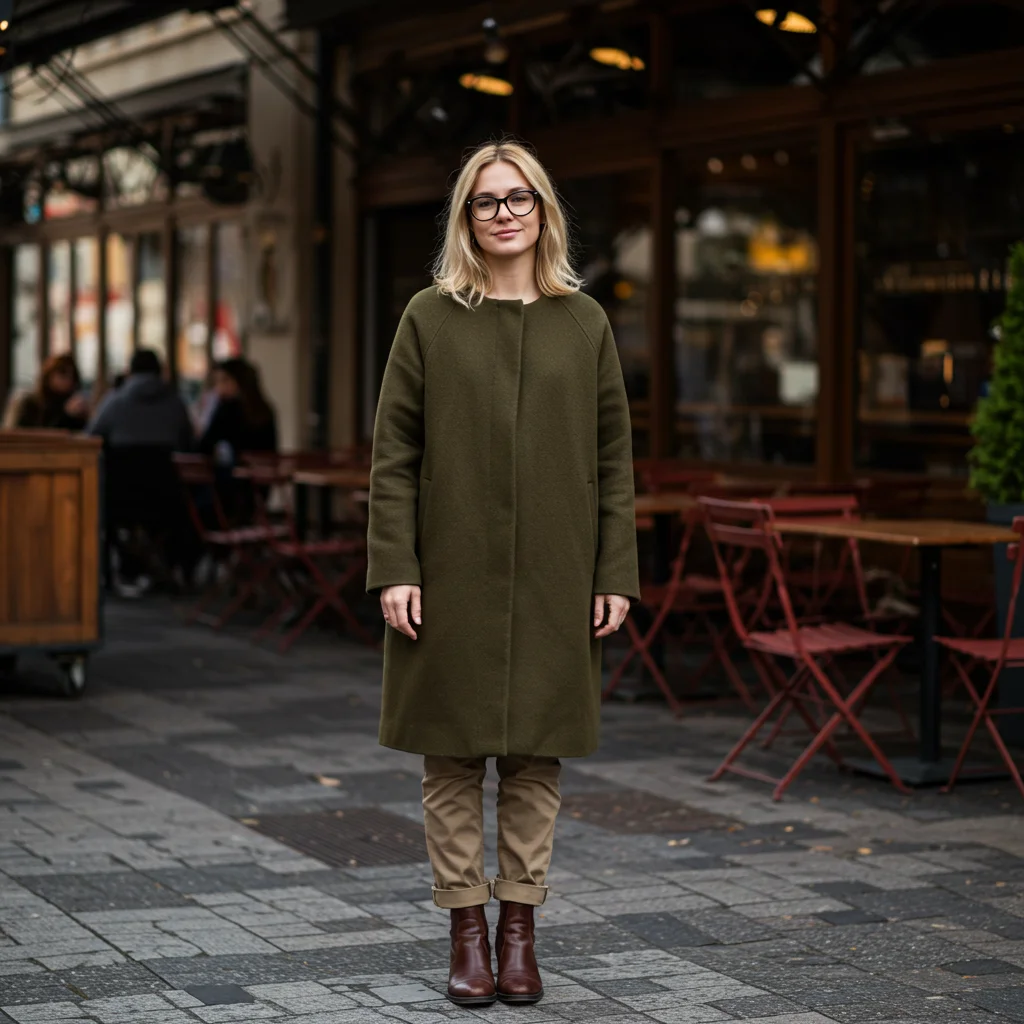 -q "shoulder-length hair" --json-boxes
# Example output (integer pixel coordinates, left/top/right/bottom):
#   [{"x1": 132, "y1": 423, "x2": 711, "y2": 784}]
[{"x1": 433, "y1": 139, "x2": 581, "y2": 309}]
